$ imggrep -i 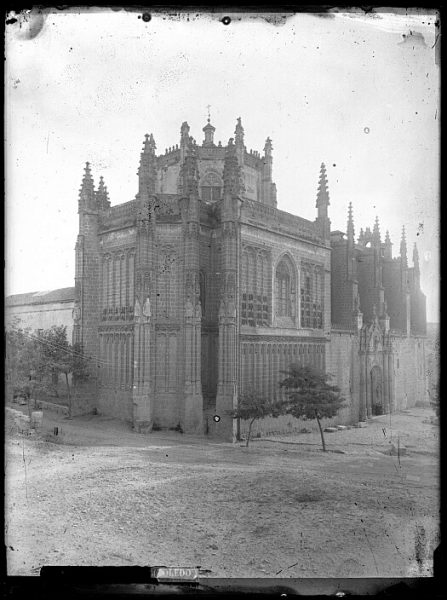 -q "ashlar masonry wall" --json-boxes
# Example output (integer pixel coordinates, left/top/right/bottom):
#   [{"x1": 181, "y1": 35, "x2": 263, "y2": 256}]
[{"x1": 392, "y1": 334, "x2": 427, "y2": 409}]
